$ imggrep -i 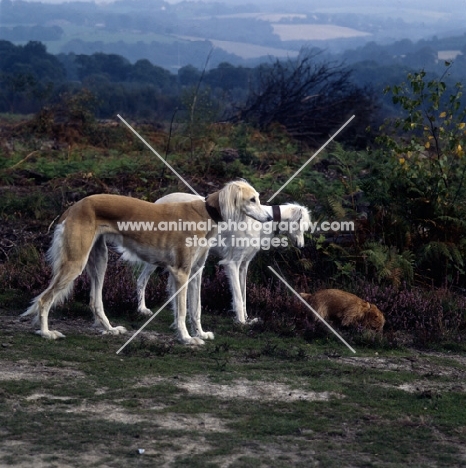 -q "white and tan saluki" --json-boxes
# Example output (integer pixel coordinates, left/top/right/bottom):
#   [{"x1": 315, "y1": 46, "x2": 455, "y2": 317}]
[
  {"x1": 135, "y1": 193, "x2": 310, "y2": 324},
  {"x1": 22, "y1": 180, "x2": 272, "y2": 344}
]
